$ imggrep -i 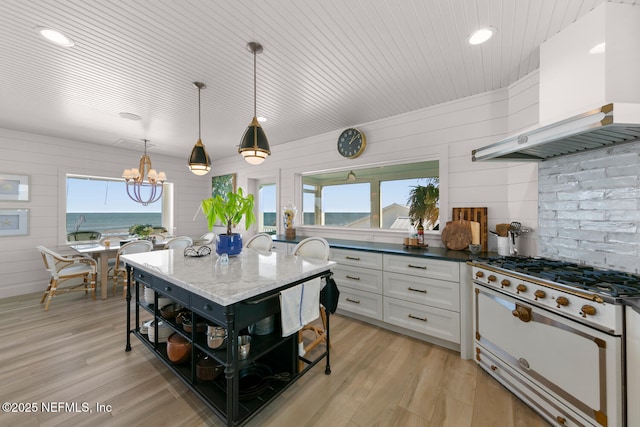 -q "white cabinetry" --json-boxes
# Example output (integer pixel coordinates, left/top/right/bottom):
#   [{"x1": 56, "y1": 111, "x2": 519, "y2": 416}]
[
  {"x1": 271, "y1": 241, "x2": 293, "y2": 254},
  {"x1": 330, "y1": 249, "x2": 466, "y2": 354},
  {"x1": 330, "y1": 248, "x2": 383, "y2": 320}
]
